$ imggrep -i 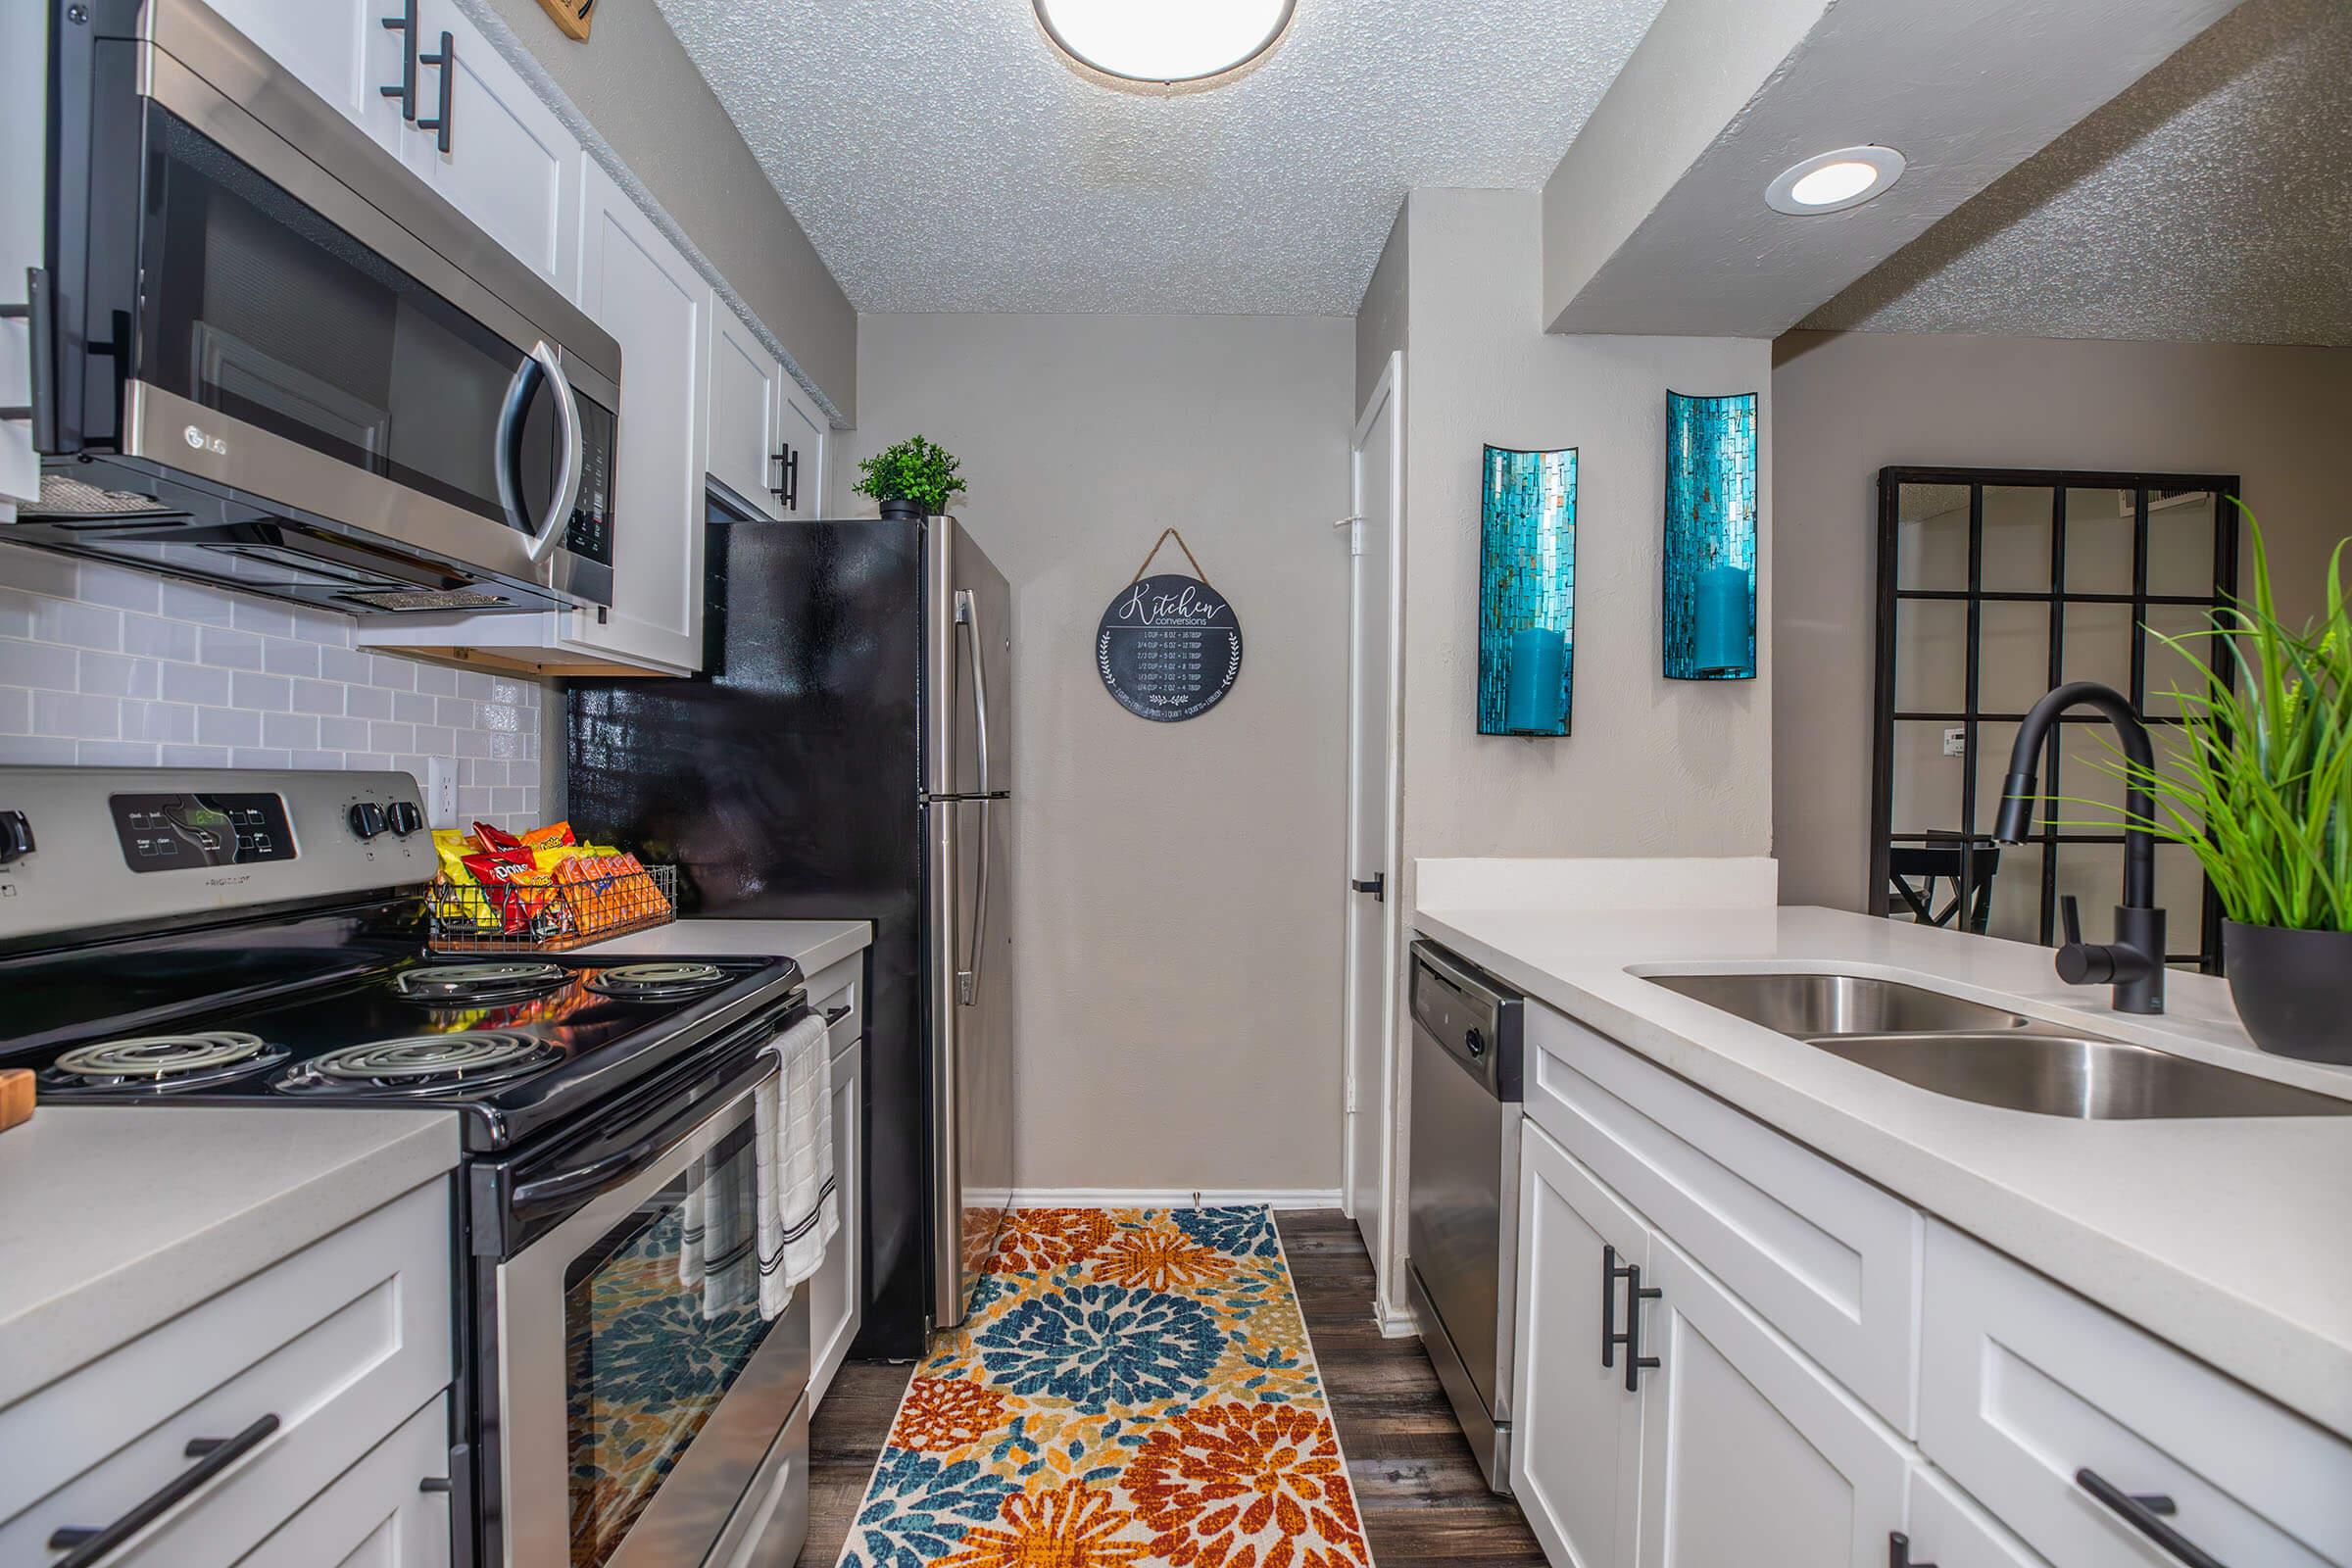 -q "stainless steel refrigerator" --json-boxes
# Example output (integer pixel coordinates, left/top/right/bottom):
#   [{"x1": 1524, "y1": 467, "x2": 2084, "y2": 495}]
[{"x1": 565, "y1": 513, "x2": 1013, "y2": 1352}]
